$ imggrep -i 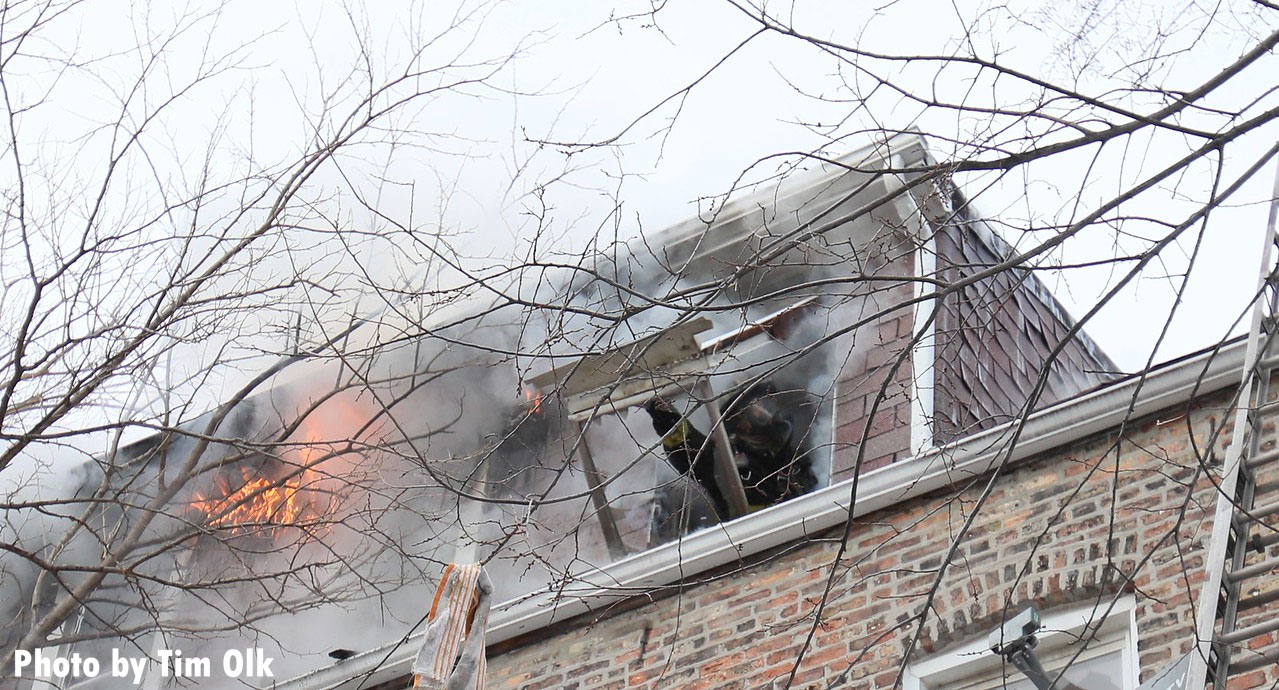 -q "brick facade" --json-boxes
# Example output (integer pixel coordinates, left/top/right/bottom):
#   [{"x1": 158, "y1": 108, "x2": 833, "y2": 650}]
[
  {"x1": 832, "y1": 270, "x2": 917, "y2": 481},
  {"x1": 829, "y1": 217, "x2": 1116, "y2": 484},
  {"x1": 484, "y1": 389, "x2": 1279, "y2": 689}
]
